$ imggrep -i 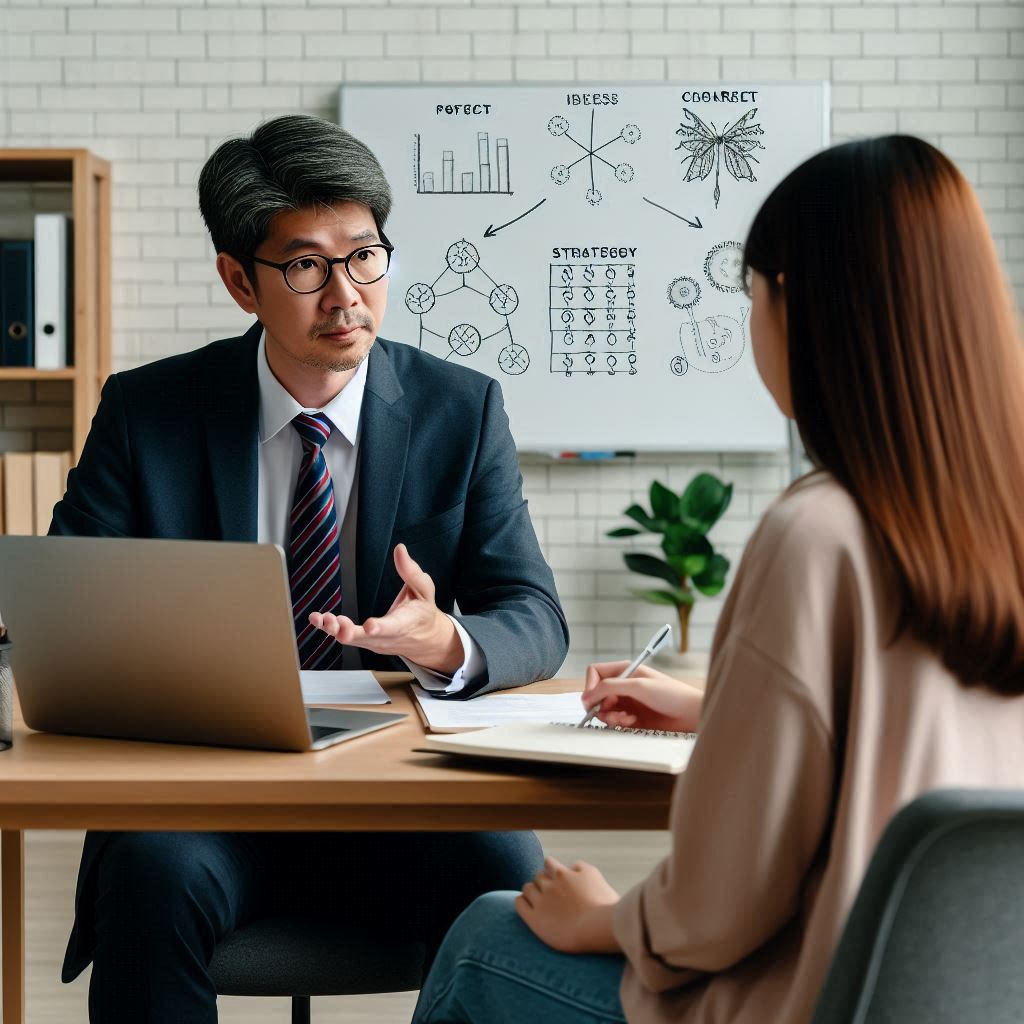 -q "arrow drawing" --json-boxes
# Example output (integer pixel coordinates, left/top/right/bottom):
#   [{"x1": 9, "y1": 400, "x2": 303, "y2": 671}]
[
  {"x1": 484, "y1": 198, "x2": 548, "y2": 238},
  {"x1": 642, "y1": 197, "x2": 703, "y2": 229}
]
